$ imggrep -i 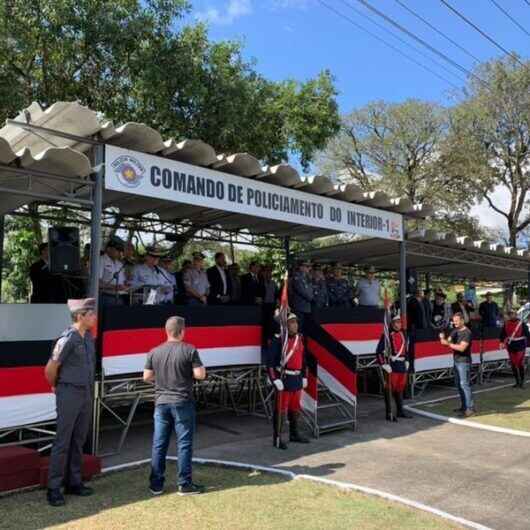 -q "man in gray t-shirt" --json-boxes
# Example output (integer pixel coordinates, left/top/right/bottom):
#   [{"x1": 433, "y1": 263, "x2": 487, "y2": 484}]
[{"x1": 143, "y1": 316, "x2": 206, "y2": 496}]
